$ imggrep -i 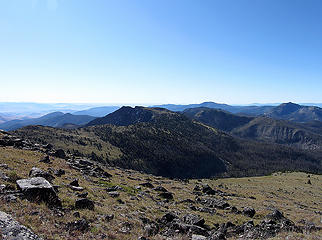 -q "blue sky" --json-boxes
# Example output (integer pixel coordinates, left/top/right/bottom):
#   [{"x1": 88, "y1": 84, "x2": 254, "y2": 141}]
[{"x1": 0, "y1": 0, "x2": 322, "y2": 104}]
